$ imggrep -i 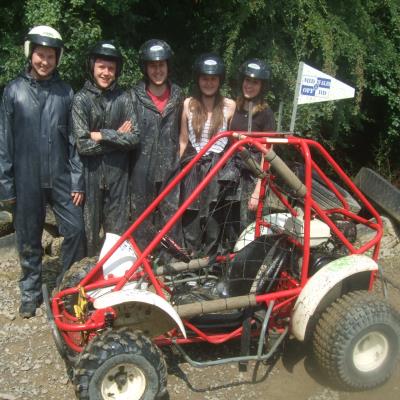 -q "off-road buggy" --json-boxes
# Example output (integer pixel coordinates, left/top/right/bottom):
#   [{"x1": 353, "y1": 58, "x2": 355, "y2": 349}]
[{"x1": 44, "y1": 131, "x2": 400, "y2": 399}]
